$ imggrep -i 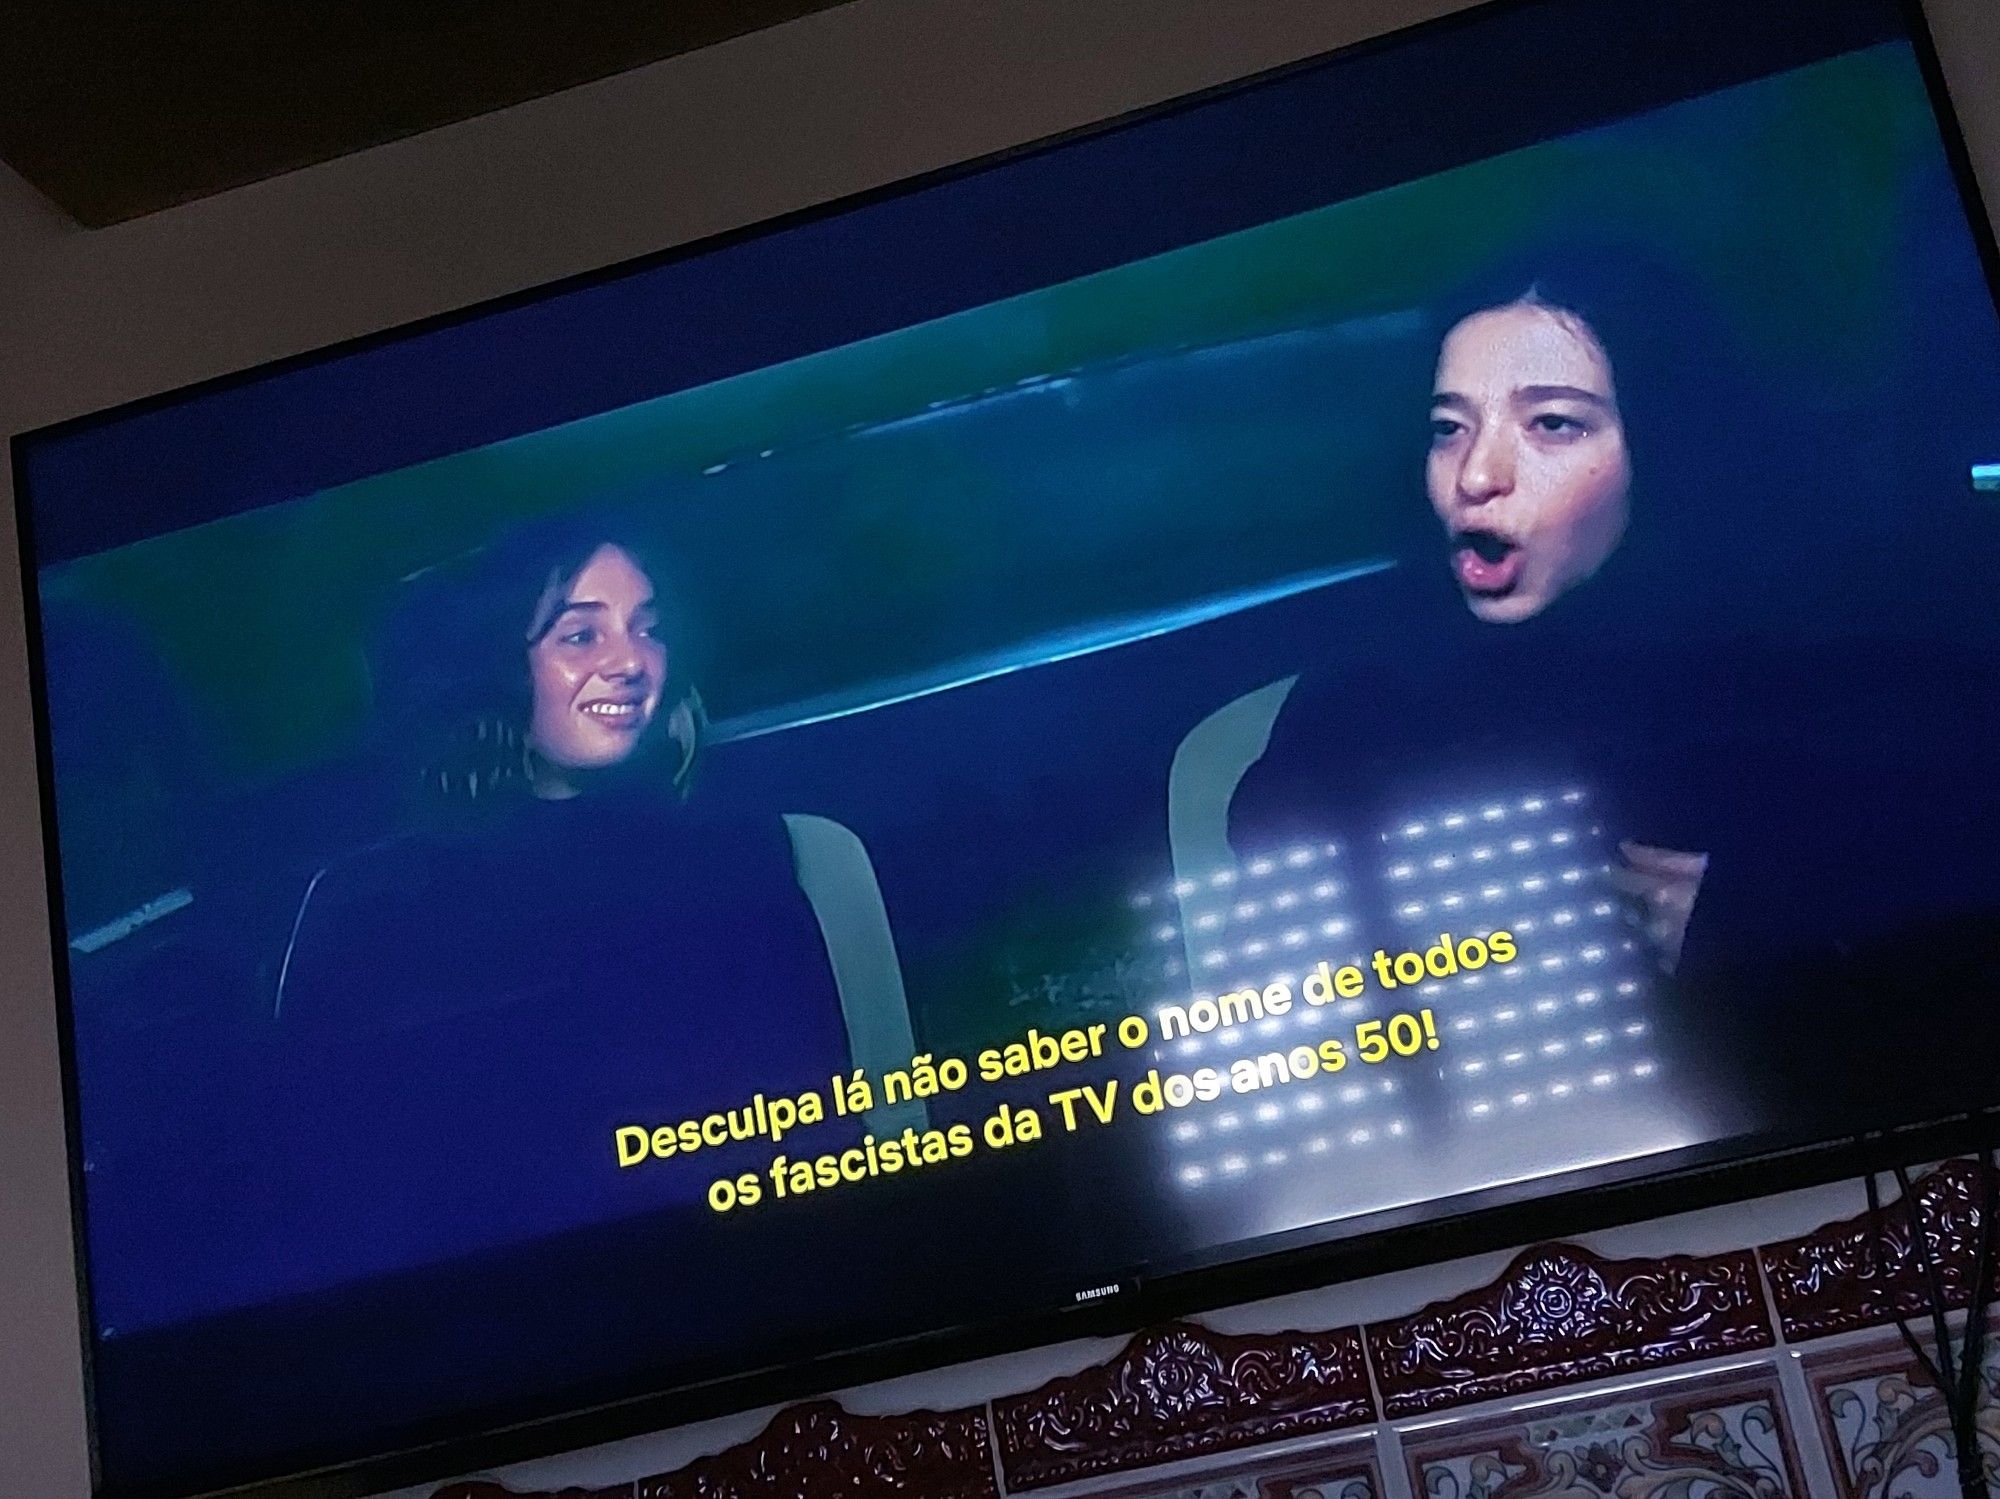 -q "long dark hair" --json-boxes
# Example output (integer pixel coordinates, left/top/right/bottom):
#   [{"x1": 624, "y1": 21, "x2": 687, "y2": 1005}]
[{"x1": 374, "y1": 510, "x2": 706, "y2": 813}]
